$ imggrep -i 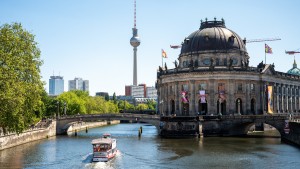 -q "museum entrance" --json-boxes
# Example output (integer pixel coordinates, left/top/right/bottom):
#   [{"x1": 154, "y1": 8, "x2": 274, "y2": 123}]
[
  {"x1": 182, "y1": 103, "x2": 189, "y2": 116},
  {"x1": 217, "y1": 100, "x2": 226, "y2": 115},
  {"x1": 198, "y1": 99, "x2": 207, "y2": 115},
  {"x1": 236, "y1": 98, "x2": 242, "y2": 115}
]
